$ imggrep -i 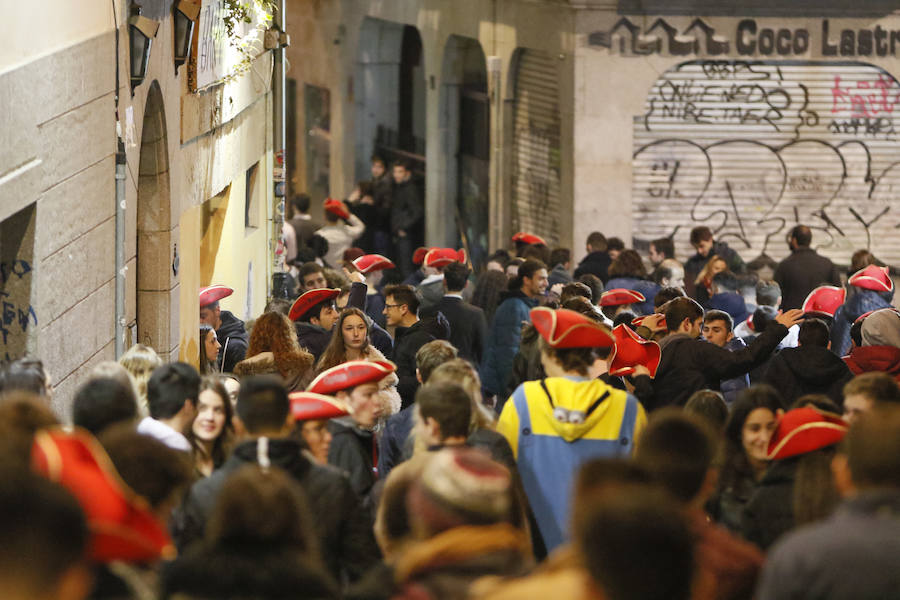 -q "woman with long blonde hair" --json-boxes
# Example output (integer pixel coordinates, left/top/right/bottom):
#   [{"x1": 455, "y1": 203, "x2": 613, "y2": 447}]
[{"x1": 118, "y1": 344, "x2": 163, "y2": 415}]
